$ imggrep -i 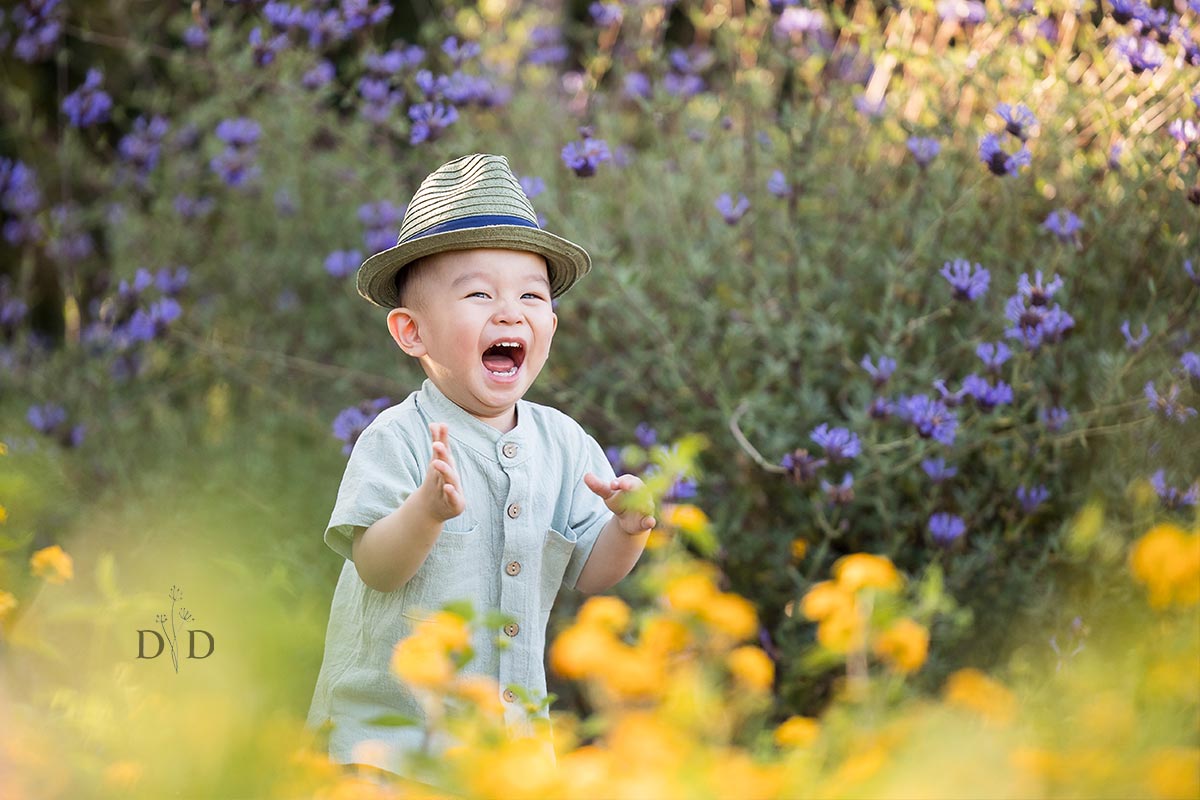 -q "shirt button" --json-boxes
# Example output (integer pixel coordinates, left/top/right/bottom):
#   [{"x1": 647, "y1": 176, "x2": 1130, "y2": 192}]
[
  {"x1": 502, "y1": 442, "x2": 519, "y2": 458},
  {"x1": 505, "y1": 561, "x2": 521, "y2": 576},
  {"x1": 503, "y1": 622, "x2": 520, "y2": 637},
  {"x1": 502, "y1": 688, "x2": 517, "y2": 703},
  {"x1": 506, "y1": 503, "x2": 521, "y2": 519}
]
